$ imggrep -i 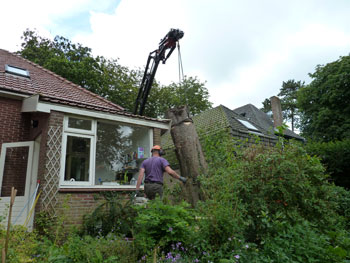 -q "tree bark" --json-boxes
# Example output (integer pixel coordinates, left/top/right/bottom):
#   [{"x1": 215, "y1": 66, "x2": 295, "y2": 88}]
[{"x1": 166, "y1": 105, "x2": 208, "y2": 206}]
